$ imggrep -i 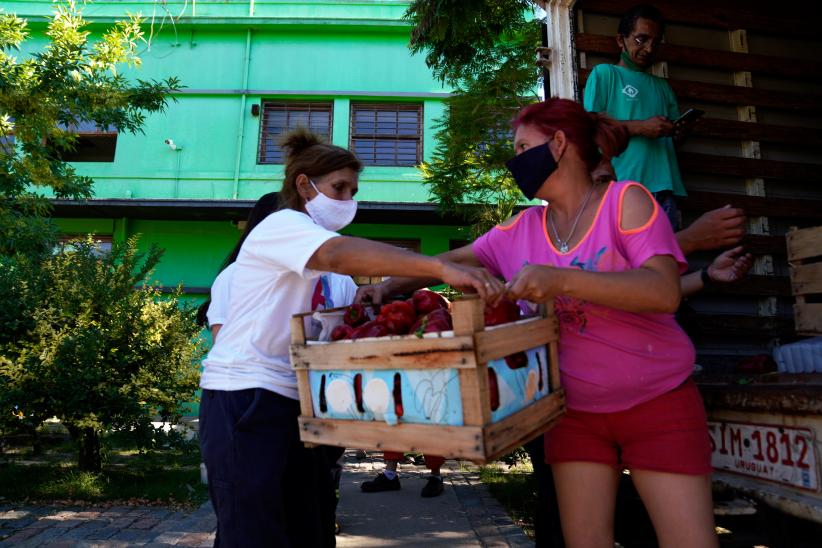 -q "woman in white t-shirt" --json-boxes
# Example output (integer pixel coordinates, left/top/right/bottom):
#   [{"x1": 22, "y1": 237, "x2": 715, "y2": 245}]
[{"x1": 198, "y1": 129, "x2": 503, "y2": 547}]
